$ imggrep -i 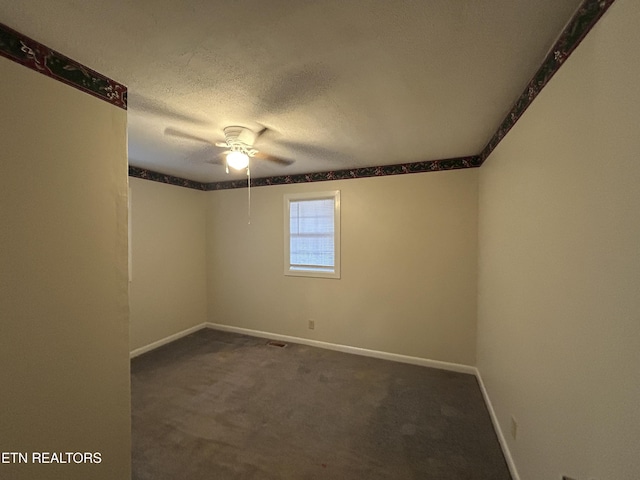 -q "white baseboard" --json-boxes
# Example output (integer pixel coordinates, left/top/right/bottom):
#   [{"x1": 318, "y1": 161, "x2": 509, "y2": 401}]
[
  {"x1": 475, "y1": 369, "x2": 520, "y2": 480},
  {"x1": 205, "y1": 322, "x2": 476, "y2": 375},
  {"x1": 129, "y1": 323, "x2": 208, "y2": 358}
]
